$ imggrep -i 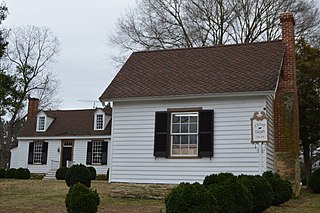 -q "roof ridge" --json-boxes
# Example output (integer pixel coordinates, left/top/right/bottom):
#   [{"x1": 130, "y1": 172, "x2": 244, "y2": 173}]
[{"x1": 133, "y1": 40, "x2": 283, "y2": 54}]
